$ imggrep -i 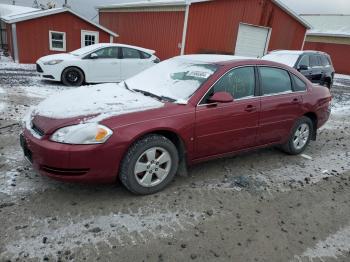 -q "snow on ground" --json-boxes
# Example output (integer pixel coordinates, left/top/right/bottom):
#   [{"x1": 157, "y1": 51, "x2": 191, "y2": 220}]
[
  {"x1": 295, "y1": 225, "x2": 350, "y2": 261},
  {"x1": 2, "y1": 208, "x2": 201, "y2": 260},
  {"x1": 0, "y1": 54, "x2": 35, "y2": 70}
]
